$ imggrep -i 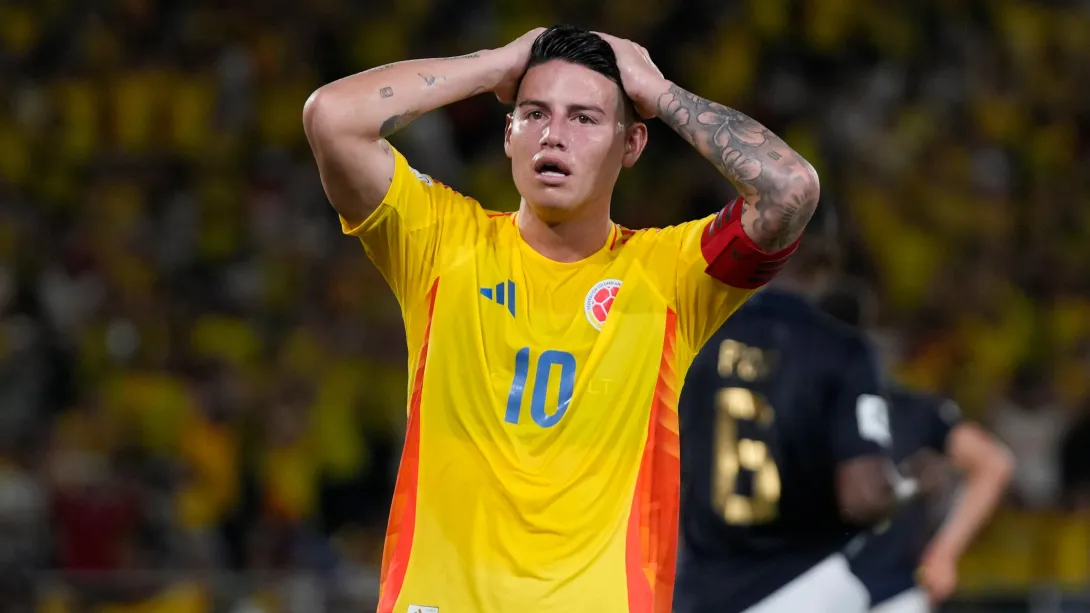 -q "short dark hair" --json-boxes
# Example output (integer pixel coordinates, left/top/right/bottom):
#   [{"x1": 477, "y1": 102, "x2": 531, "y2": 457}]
[
  {"x1": 521, "y1": 25, "x2": 635, "y2": 119},
  {"x1": 527, "y1": 25, "x2": 623, "y2": 85}
]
